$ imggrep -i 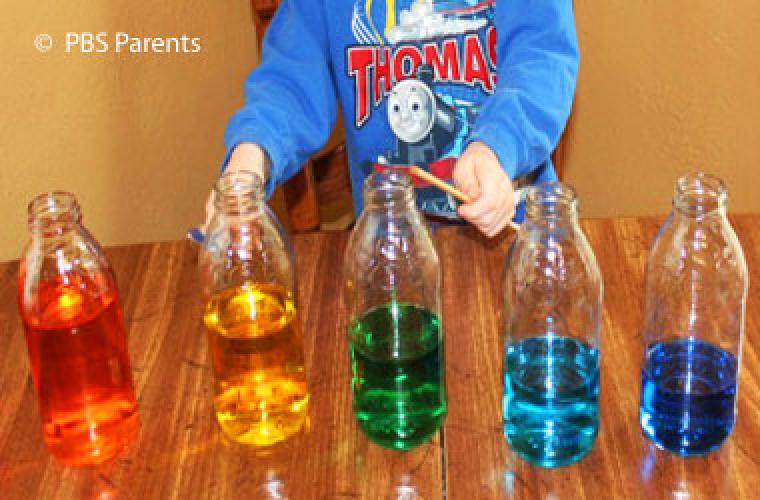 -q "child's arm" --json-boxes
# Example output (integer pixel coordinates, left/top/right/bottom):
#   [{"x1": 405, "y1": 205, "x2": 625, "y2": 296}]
[
  {"x1": 223, "y1": 0, "x2": 337, "y2": 196},
  {"x1": 454, "y1": 0, "x2": 579, "y2": 236},
  {"x1": 468, "y1": 0, "x2": 579, "y2": 181}
]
